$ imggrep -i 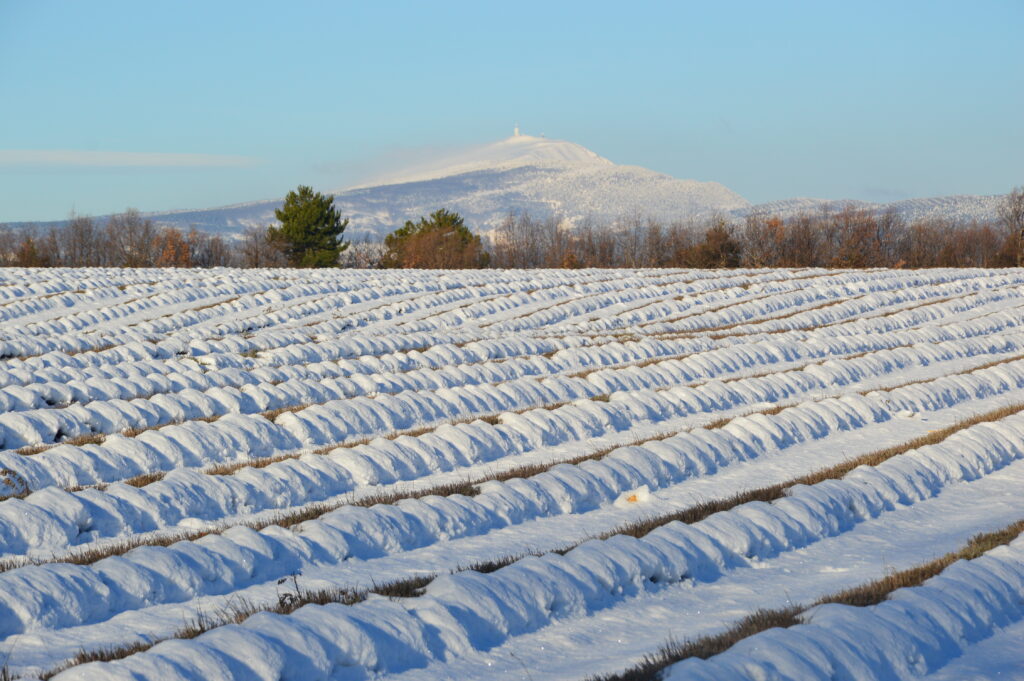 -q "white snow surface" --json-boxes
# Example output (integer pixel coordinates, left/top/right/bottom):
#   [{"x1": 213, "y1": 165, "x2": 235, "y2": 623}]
[{"x1": 0, "y1": 267, "x2": 1022, "y2": 680}]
